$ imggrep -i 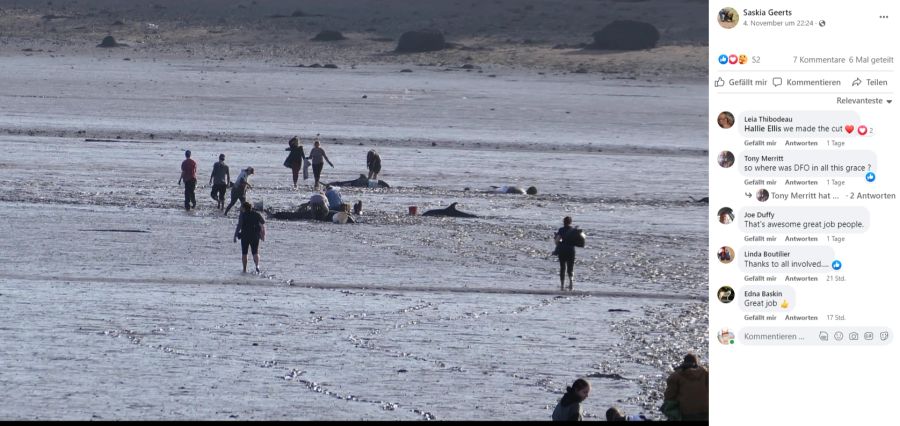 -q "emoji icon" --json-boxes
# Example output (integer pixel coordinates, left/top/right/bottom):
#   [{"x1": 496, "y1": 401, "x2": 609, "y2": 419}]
[
  {"x1": 844, "y1": 124, "x2": 854, "y2": 134},
  {"x1": 718, "y1": 54, "x2": 729, "y2": 64},
  {"x1": 780, "y1": 299, "x2": 789, "y2": 309},
  {"x1": 858, "y1": 125, "x2": 868, "y2": 135},
  {"x1": 866, "y1": 172, "x2": 875, "y2": 183},
  {"x1": 834, "y1": 331, "x2": 844, "y2": 341},
  {"x1": 738, "y1": 54, "x2": 748, "y2": 64},
  {"x1": 728, "y1": 54, "x2": 738, "y2": 64},
  {"x1": 832, "y1": 260, "x2": 842, "y2": 270}
]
